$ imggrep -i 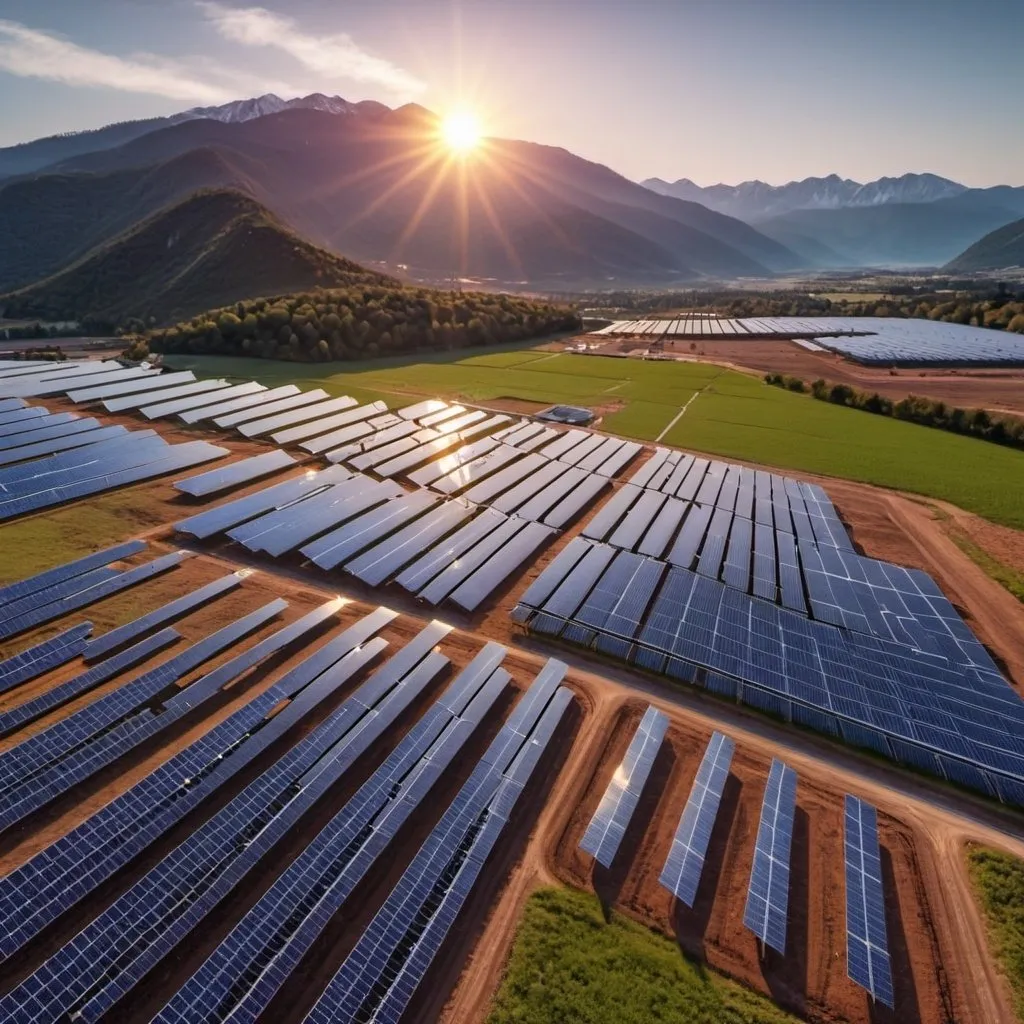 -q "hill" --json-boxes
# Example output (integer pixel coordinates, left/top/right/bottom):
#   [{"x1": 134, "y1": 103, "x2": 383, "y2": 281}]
[
  {"x1": 146, "y1": 282, "x2": 579, "y2": 363},
  {"x1": 0, "y1": 189, "x2": 395, "y2": 328},
  {"x1": 0, "y1": 147, "x2": 262, "y2": 293},
  {"x1": 15, "y1": 106, "x2": 801, "y2": 287},
  {"x1": 947, "y1": 218, "x2": 1024, "y2": 271}
]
